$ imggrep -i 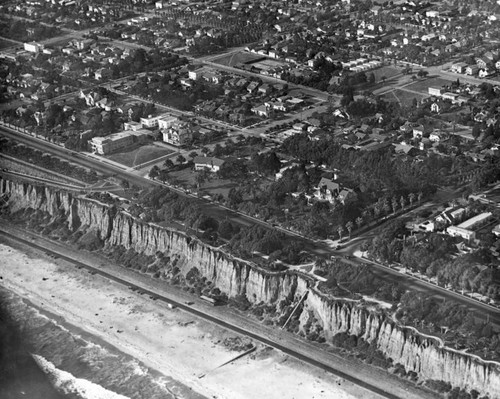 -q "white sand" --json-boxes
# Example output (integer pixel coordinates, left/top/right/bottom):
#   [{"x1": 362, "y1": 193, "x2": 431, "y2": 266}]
[{"x1": 0, "y1": 242, "x2": 368, "y2": 399}]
